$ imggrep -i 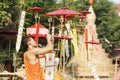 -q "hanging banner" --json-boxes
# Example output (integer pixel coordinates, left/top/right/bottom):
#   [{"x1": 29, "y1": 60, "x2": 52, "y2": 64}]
[
  {"x1": 65, "y1": 39, "x2": 69, "y2": 57},
  {"x1": 39, "y1": 57, "x2": 45, "y2": 69},
  {"x1": 45, "y1": 66, "x2": 55, "y2": 80},
  {"x1": 61, "y1": 39, "x2": 66, "y2": 66},
  {"x1": 65, "y1": 22, "x2": 73, "y2": 39},
  {"x1": 45, "y1": 53, "x2": 55, "y2": 80},
  {"x1": 51, "y1": 24, "x2": 55, "y2": 43},
  {"x1": 45, "y1": 53, "x2": 55, "y2": 66},
  {"x1": 87, "y1": 61, "x2": 100, "y2": 80},
  {"x1": 16, "y1": 10, "x2": 26, "y2": 52},
  {"x1": 64, "y1": 30, "x2": 69, "y2": 58},
  {"x1": 72, "y1": 29, "x2": 79, "y2": 56},
  {"x1": 55, "y1": 58, "x2": 60, "y2": 69}
]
